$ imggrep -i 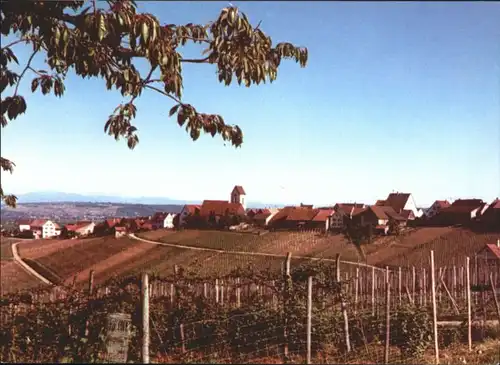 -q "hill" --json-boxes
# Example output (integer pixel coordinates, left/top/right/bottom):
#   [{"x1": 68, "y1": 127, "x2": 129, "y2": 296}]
[{"x1": 4, "y1": 227, "x2": 497, "y2": 294}]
